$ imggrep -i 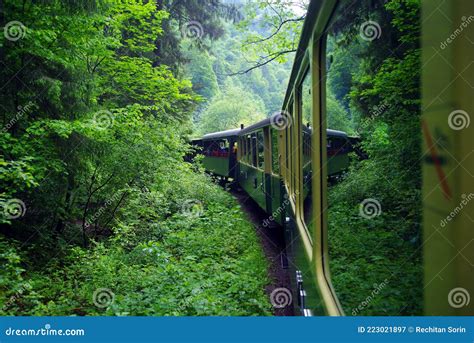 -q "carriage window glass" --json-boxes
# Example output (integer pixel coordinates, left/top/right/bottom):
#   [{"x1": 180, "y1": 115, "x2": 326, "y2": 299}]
[
  {"x1": 286, "y1": 103, "x2": 293, "y2": 188},
  {"x1": 251, "y1": 133, "x2": 257, "y2": 167},
  {"x1": 245, "y1": 135, "x2": 252, "y2": 164},
  {"x1": 271, "y1": 129, "x2": 279, "y2": 175},
  {"x1": 300, "y1": 69, "x2": 313, "y2": 237},
  {"x1": 325, "y1": 0, "x2": 422, "y2": 315},
  {"x1": 257, "y1": 130, "x2": 265, "y2": 170},
  {"x1": 289, "y1": 119, "x2": 294, "y2": 194}
]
